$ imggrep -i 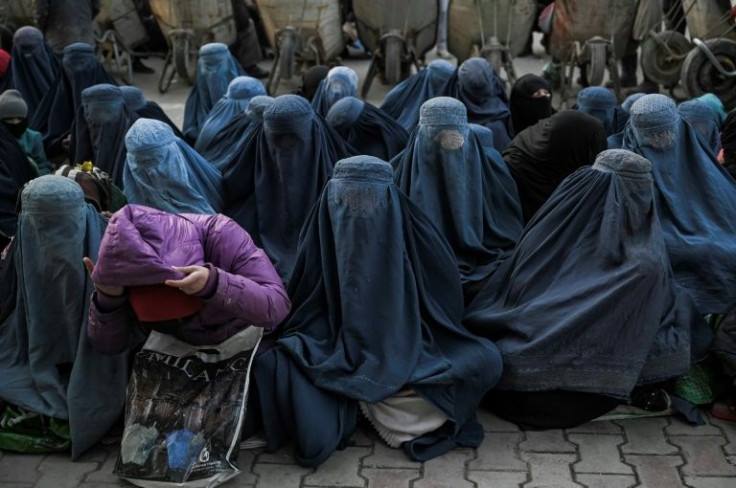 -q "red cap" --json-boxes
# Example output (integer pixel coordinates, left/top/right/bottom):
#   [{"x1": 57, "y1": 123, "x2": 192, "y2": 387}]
[
  {"x1": 0, "y1": 50, "x2": 10, "y2": 78},
  {"x1": 128, "y1": 284, "x2": 204, "y2": 323}
]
